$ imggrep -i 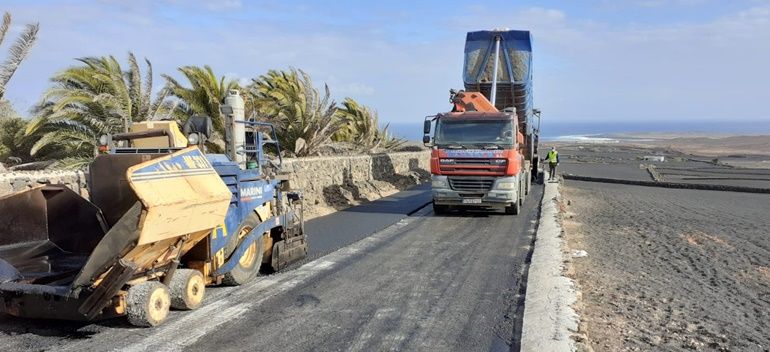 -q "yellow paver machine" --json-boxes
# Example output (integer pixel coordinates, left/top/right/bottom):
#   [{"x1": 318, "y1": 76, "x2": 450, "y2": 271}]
[{"x1": 0, "y1": 91, "x2": 307, "y2": 326}]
